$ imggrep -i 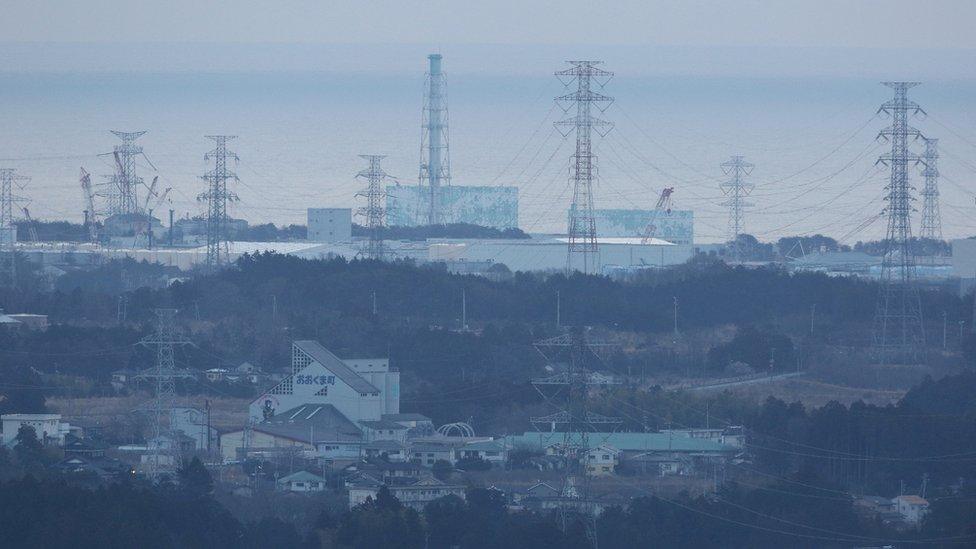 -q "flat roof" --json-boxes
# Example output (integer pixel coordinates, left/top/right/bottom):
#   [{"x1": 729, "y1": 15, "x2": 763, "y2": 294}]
[{"x1": 505, "y1": 432, "x2": 737, "y2": 453}]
